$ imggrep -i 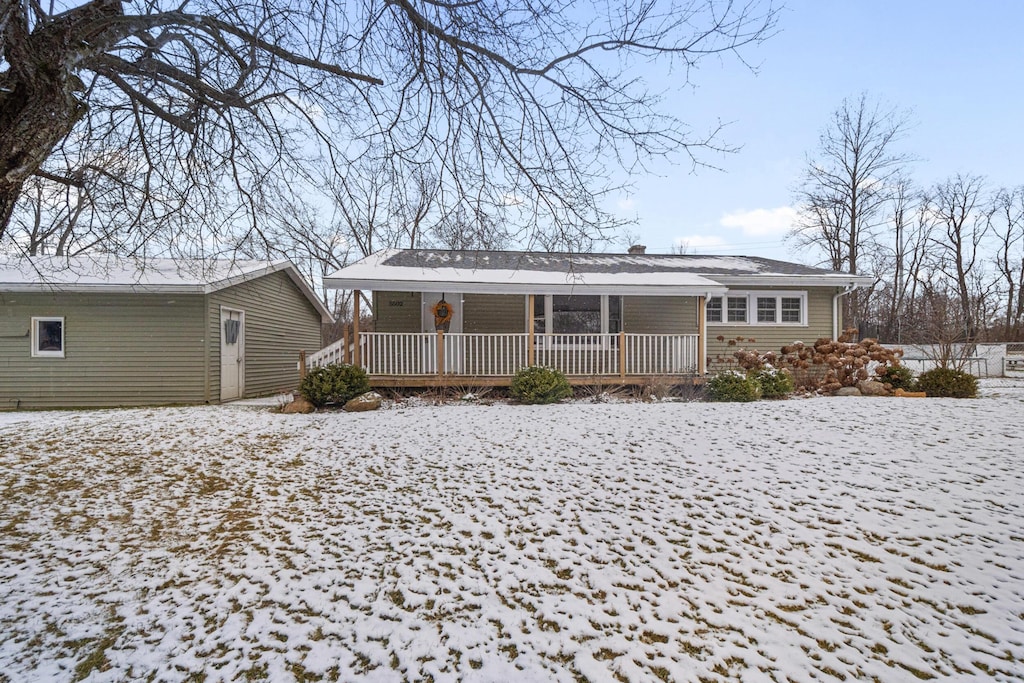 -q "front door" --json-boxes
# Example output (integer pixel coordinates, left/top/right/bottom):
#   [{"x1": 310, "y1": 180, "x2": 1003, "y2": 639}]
[
  {"x1": 421, "y1": 293, "x2": 463, "y2": 373},
  {"x1": 220, "y1": 308, "x2": 245, "y2": 401}
]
